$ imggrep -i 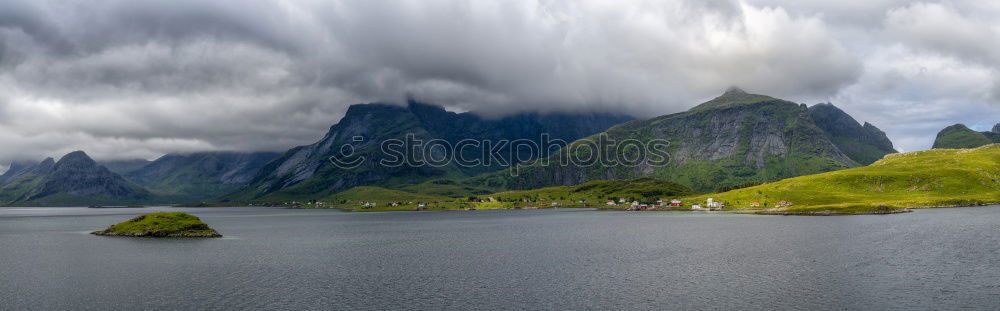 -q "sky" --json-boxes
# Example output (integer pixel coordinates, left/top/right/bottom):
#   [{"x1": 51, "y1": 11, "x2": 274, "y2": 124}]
[{"x1": 0, "y1": 0, "x2": 998, "y2": 169}]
